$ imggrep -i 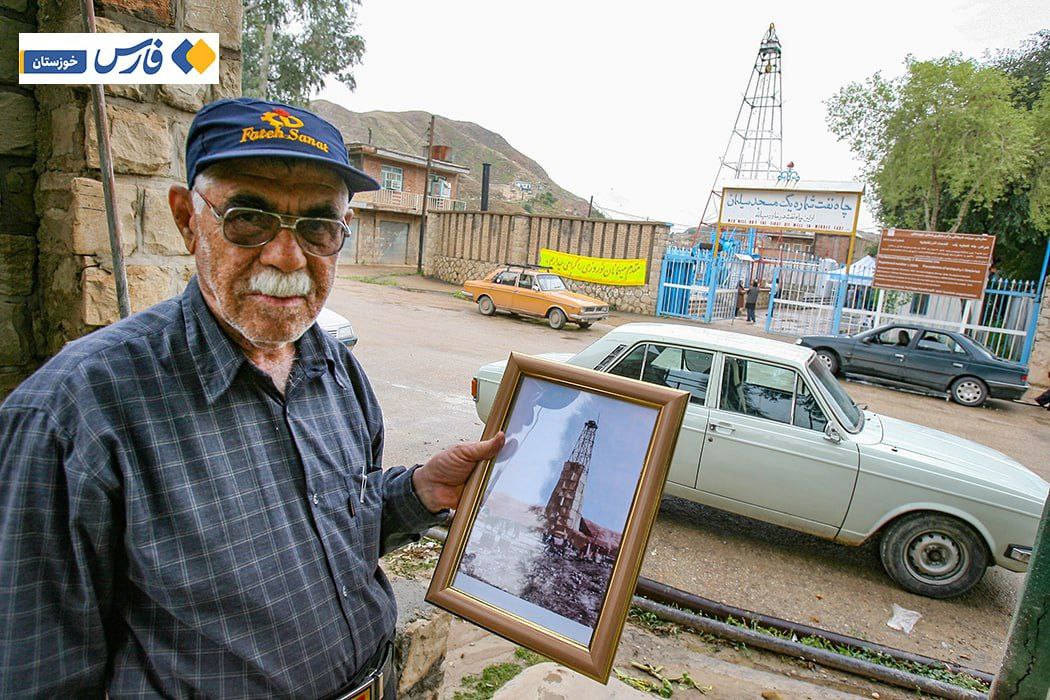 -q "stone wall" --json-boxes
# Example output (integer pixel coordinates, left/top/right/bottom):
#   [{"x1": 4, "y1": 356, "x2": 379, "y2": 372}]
[
  {"x1": 24, "y1": 0, "x2": 242, "y2": 365},
  {"x1": 1028, "y1": 282, "x2": 1050, "y2": 390},
  {"x1": 424, "y1": 211, "x2": 669, "y2": 315},
  {"x1": 0, "y1": 0, "x2": 40, "y2": 394}
]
